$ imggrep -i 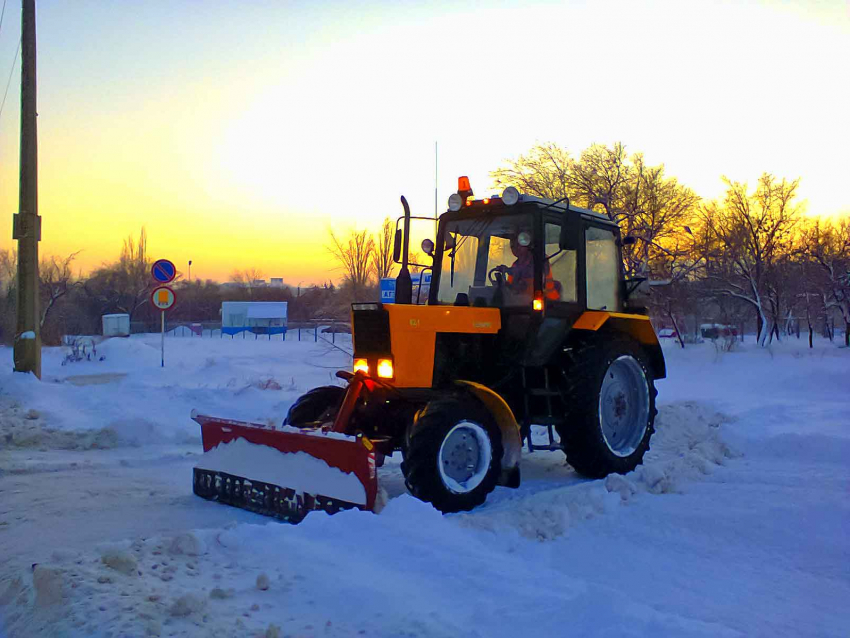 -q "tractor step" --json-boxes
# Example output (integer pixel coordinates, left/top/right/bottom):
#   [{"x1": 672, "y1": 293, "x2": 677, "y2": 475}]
[
  {"x1": 525, "y1": 423, "x2": 562, "y2": 453},
  {"x1": 527, "y1": 388, "x2": 562, "y2": 397},
  {"x1": 528, "y1": 416, "x2": 564, "y2": 426}
]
